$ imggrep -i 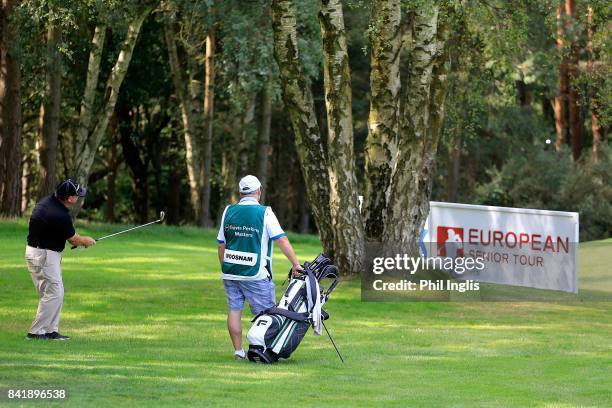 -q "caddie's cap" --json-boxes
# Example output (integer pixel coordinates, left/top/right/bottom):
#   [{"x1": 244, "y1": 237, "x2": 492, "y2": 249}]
[
  {"x1": 56, "y1": 179, "x2": 87, "y2": 198},
  {"x1": 238, "y1": 175, "x2": 261, "y2": 194}
]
